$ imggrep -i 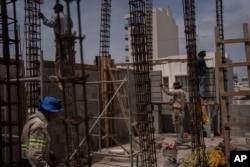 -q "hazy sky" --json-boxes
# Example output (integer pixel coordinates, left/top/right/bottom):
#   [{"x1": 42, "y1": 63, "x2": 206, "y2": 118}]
[{"x1": 16, "y1": 0, "x2": 250, "y2": 76}]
